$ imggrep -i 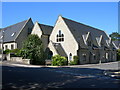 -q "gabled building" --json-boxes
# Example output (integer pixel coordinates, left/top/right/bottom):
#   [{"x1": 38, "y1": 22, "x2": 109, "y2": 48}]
[
  {"x1": 31, "y1": 22, "x2": 53, "y2": 51},
  {"x1": 0, "y1": 18, "x2": 34, "y2": 50},
  {"x1": 48, "y1": 15, "x2": 117, "y2": 64}
]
